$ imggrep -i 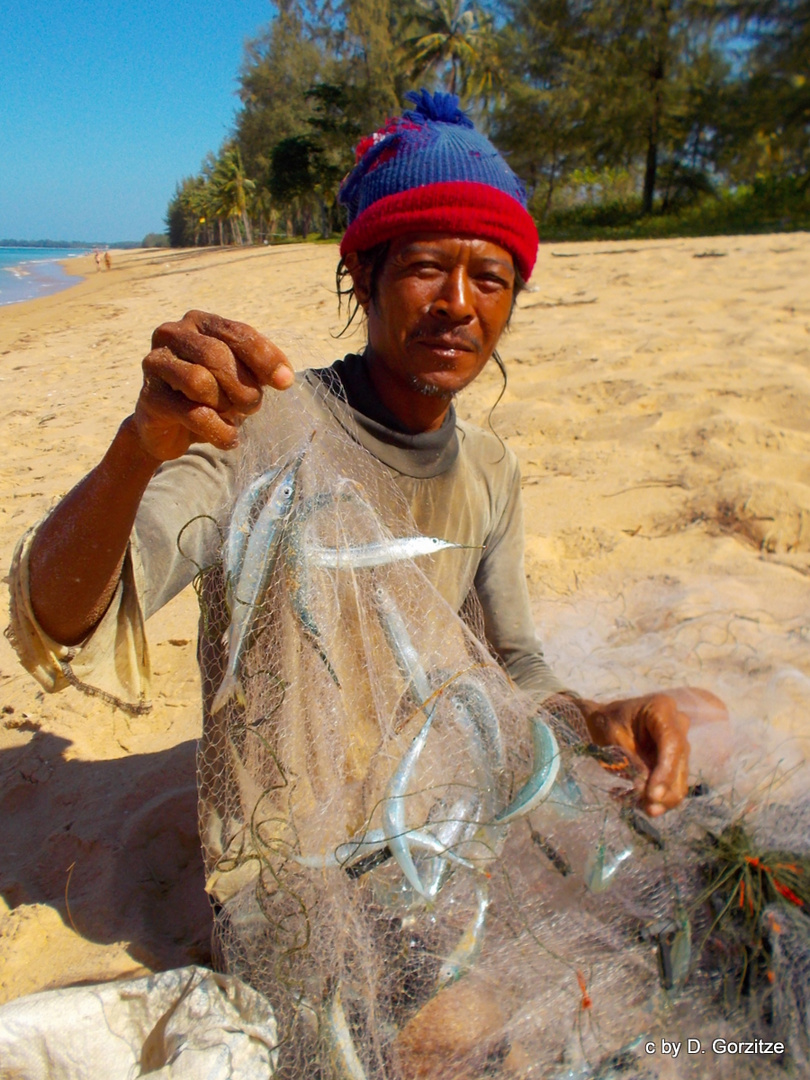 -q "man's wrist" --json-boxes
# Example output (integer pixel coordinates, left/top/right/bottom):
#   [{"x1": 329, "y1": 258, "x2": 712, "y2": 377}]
[{"x1": 115, "y1": 415, "x2": 164, "y2": 479}]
